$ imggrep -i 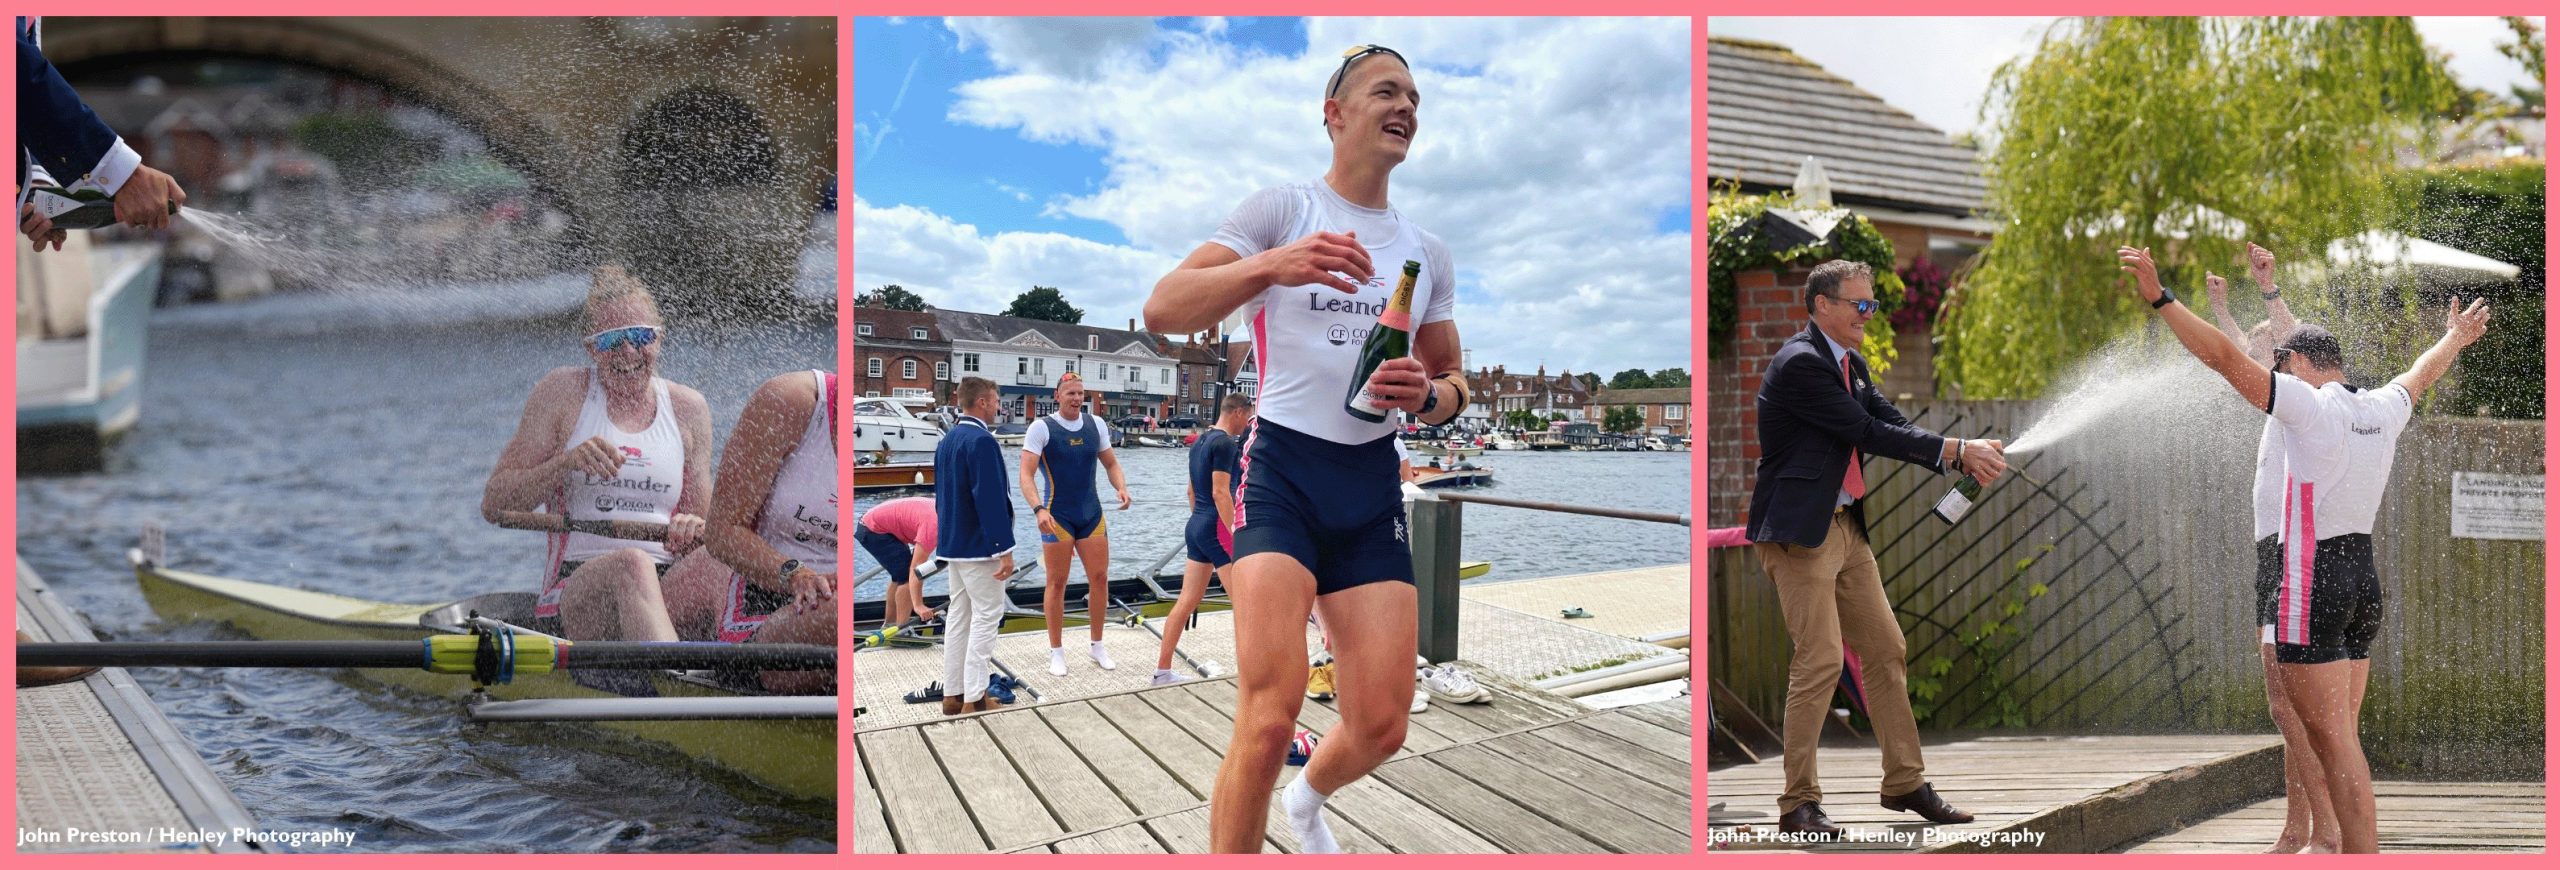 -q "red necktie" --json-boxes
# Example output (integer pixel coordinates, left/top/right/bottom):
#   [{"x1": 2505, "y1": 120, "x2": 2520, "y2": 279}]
[{"x1": 1841, "y1": 354, "x2": 1865, "y2": 500}]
